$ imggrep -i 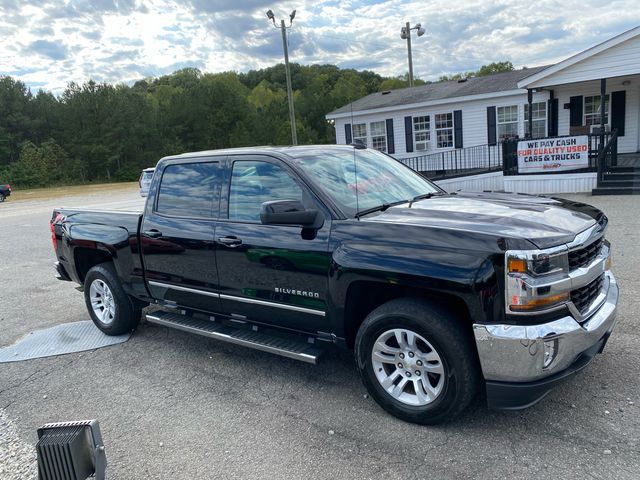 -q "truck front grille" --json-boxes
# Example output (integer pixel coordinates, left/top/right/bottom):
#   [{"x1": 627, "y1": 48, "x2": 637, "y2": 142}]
[
  {"x1": 568, "y1": 237, "x2": 603, "y2": 271},
  {"x1": 571, "y1": 274, "x2": 605, "y2": 315}
]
